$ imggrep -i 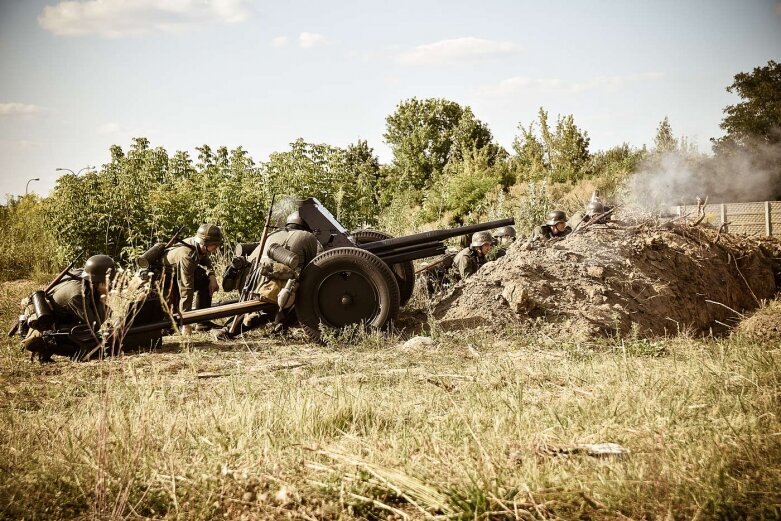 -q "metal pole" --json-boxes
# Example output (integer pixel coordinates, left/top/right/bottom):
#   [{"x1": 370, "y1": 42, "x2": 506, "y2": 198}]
[
  {"x1": 25, "y1": 178, "x2": 40, "y2": 195},
  {"x1": 720, "y1": 203, "x2": 727, "y2": 233},
  {"x1": 766, "y1": 201, "x2": 772, "y2": 237}
]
